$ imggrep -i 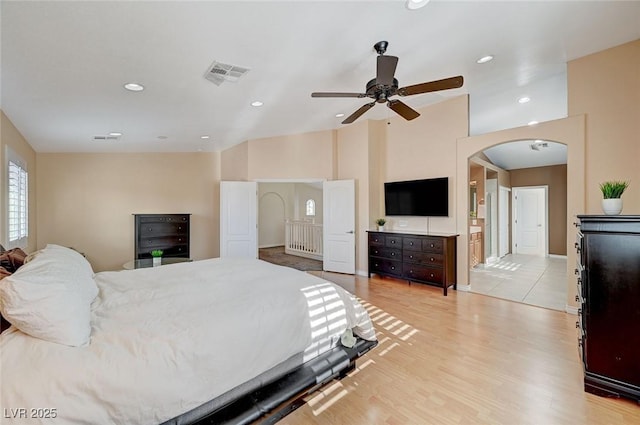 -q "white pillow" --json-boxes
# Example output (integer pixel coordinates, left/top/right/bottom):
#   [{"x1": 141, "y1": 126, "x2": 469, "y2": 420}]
[{"x1": 0, "y1": 244, "x2": 98, "y2": 346}]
